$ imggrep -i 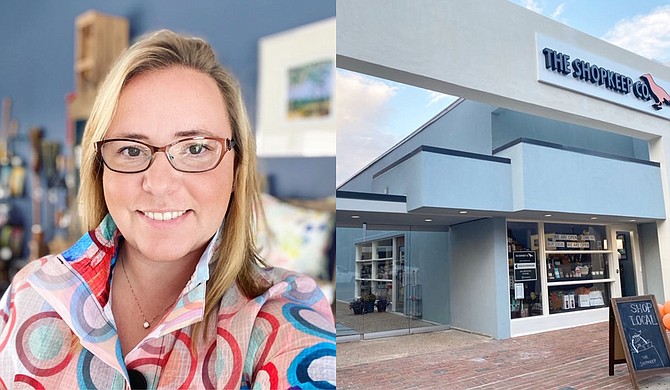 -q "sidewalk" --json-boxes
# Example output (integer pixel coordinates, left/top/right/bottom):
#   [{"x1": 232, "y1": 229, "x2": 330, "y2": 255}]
[{"x1": 337, "y1": 322, "x2": 670, "y2": 389}]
